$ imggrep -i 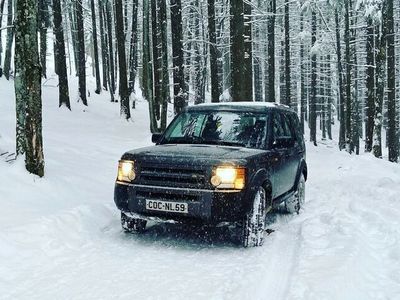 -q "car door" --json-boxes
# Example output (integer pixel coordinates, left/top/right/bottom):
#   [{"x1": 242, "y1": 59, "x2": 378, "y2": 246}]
[
  {"x1": 280, "y1": 112, "x2": 299, "y2": 193},
  {"x1": 270, "y1": 112, "x2": 290, "y2": 198}
]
